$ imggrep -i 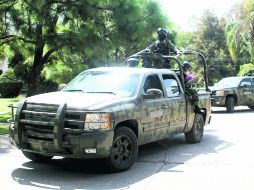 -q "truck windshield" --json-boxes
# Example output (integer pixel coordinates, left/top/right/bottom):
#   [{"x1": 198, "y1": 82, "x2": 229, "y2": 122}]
[{"x1": 63, "y1": 71, "x2": 141, "y2": 97}]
